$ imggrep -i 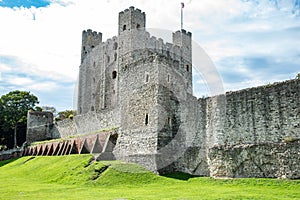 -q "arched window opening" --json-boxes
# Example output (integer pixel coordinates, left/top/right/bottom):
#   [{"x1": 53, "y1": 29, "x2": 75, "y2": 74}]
[
  {"x1": 107, "y1": 56, "x2": 110, "y2": 63},
  {"x1": 123, "y1": 25, "x2": 126, "y2": 31},
  {"x1": 145, "y1": 74, "x2": 149, "y2": 83},
  {"x1": 136, "y1": 24, "x2": 140, "y2": 29},
  {"x1": 91, "y1": 106, "x2": 94, "y2": 111},
  {"x1": 112, "y1": 71, "x2": 117, "y2": 79},
  {"x1": 83, "y1": 46, "x2": 86, "y2": 50},
  {"x1": 145, "y1": 114, "x2": 149, "y2": 125},
  {"x1": 91, "y1": 45, "x2": 95, "y2": 48},
  {"x1": 167, "y1": 74, "x2": 170, "y2": 83}
]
